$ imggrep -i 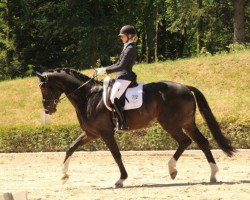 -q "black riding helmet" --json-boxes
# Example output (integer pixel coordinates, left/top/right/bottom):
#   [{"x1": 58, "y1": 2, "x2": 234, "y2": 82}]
[{"x1": 118, "y1": 25, "x2": 136, "y2": 36}]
